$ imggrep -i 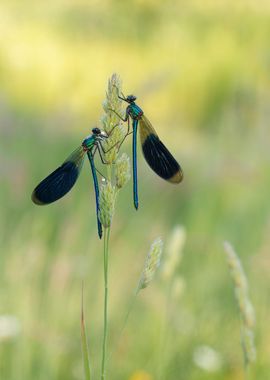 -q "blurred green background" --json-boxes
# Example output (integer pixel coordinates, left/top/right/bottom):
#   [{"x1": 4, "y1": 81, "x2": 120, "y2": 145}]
[{"x1": 1, "y1": 0, "x2": 270, "y2": 379}]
